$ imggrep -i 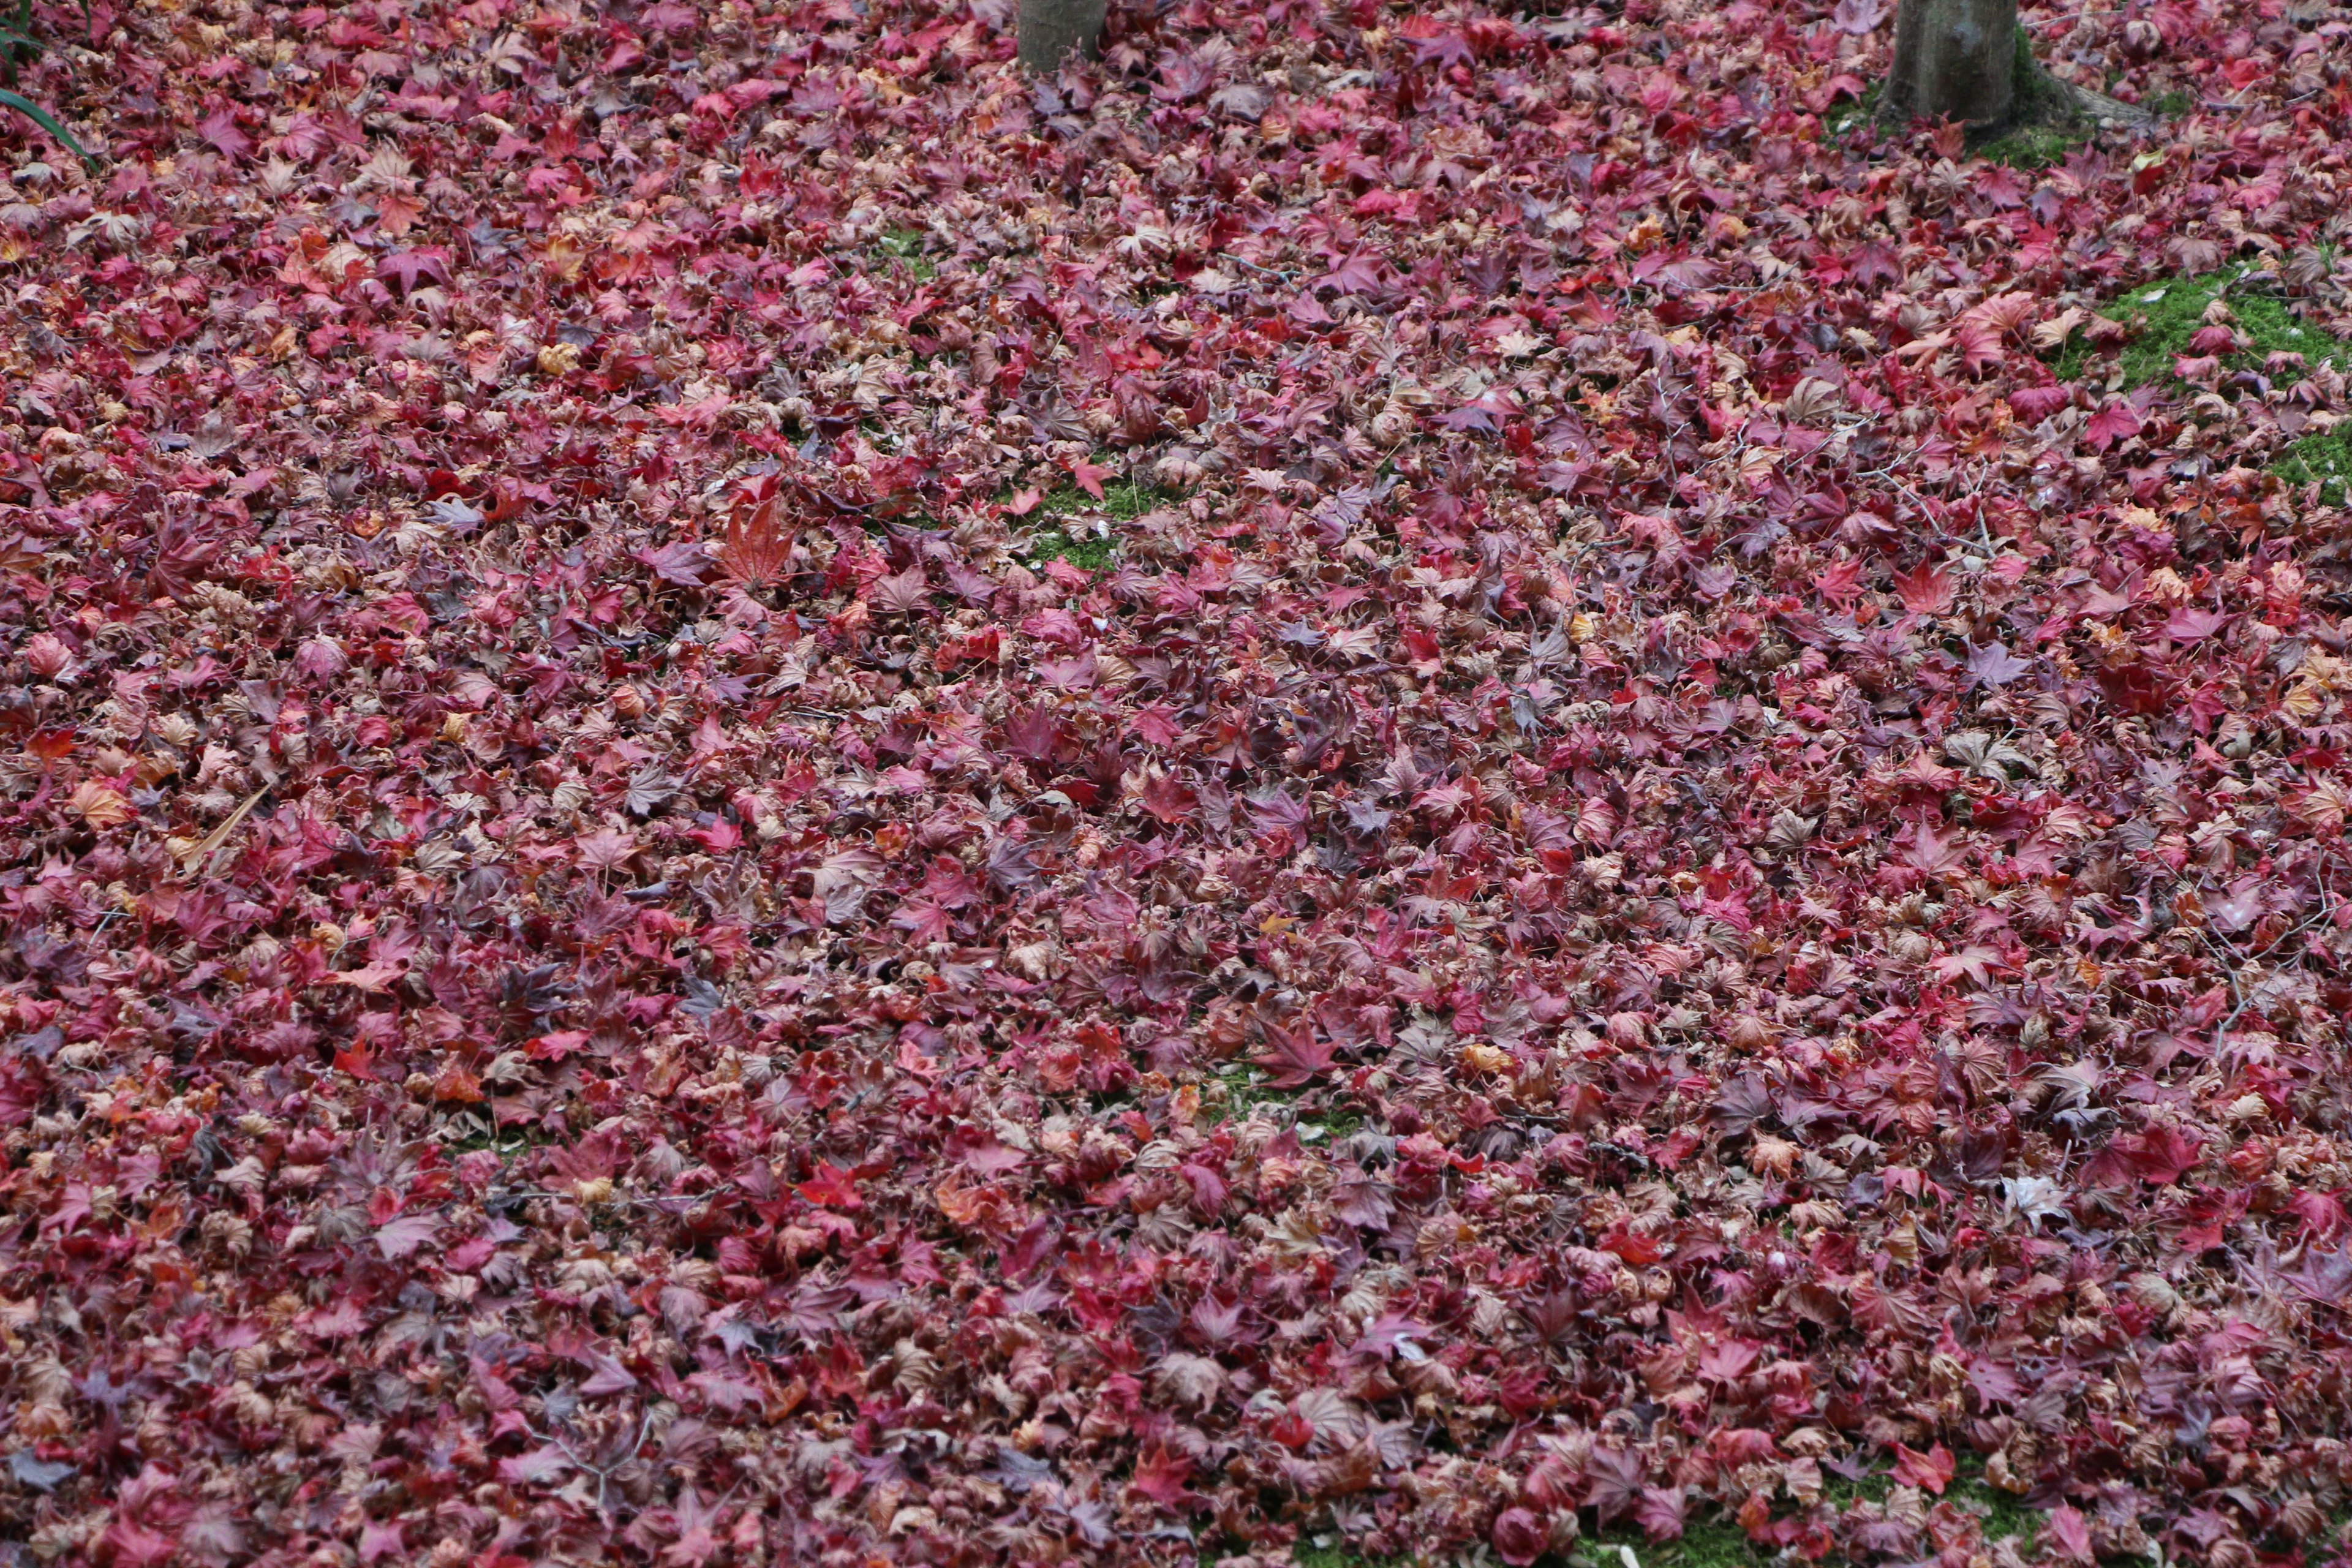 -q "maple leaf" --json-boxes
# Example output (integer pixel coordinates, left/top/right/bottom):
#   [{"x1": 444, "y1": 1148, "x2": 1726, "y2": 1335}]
[
  {"x1": 1903, "y1": 820, "x2": 1968, "y2": 876},
  {"x1": 2122, "y1": 1126, "x2": 2205, "y2": 1186},
  {"x1": 1439, "y1": 391, "x2": 1515, "y2": 434},
  {"x1": 1138, "y1": 769, "x2": 1197, "y2": 825},
  {"x1": 1319, "y1": 253, "x2": 1384, "y2": 295},
  {"x1": 661, "y1": 1491, "x2": 728, "y2": 1568},
  {"x1": 9, "y1": 1450, "x2": 73, "y2": 1490},
  {"x1": 574, "y1": 827, "x2": 639, "y2": 875},
  {"x1": 2032, "y1": 306, "x2": 2087, "y2": 350},
  {"x1": 2084, "y1": 399, "x2": 2142, "y2": 451},
  {"x1": 716, "y1": 494, "x2": 790, "y2": 589},
  {"x1": 2283, "y1": 1247, "x2": 2352, "y2": 1305},
  {"x1": 1891, "y1": 1441, "x2": 1954, "y2": 1494},
  {"x1": 948, "y1": 1123, "x2": 1026, "y2": 1175},
  {"x1": 1813, "y1": 557, "x2": 1864, "y2": 605},
  {"x1": 1951, "y1": 318, "x2": 2007, "y2": 373},
  {"x1": 869, "y1": 568, "x2": 931, "y2": 614},
  {"x1": 1931, "y1": 945, "x2": 2009, "y2": 986},
  {"x1": 497, "y1": 1445, "x2": 573, "y2": 1486},
  {"x1": 1964, "y1": 641, "x2": 2031, "y2": 687},
  {"x1": 102, "y1": 1521, "x2": 176, "y2": 1568},
  {"x1": 655, "y1": 391, "x2": 733, "y2": 431},
  {"x1": 1849, "y1": 239, "x2": 1903, "y2": 287},
  {"x1": 1333, "y1": 1166, "x2": 1397, "y2": 1231},
  {"x1": 324, "y1": 962, "x2": 406, "y2": 993},
  {"x1": 374, "y1": 1212, "x2": 441, "y2": 1259},
  {"x1": 794, "y1": 1164, "x2": 864, "y2": 1208},
  {"x1": 199, "y1": 108, "x2": 252, "y2": 160},
  {"x1": 377, "y1": 247, "x2": 451, "y2": 294},
  {"x1": 2163, "y1": 605, "x2": 2230, "y2": 641},
  {"x1": 528, "y1": 1030, "x2": 590, "y2": 1063},
  {"x1": 1152, "y1": 1353, "x2": 1225, "y2": 1410},
  {"x1": 1493, "y1": 1509, "x2": 1546, "y2": 1567},
  {"x1": 372, "y1": 190, "x2": 424, "y2": 237},
  {"x1": 358, "y1": 1522, "x2": 407, "y2": 1563},
  {"x1": 1037, "y1": 651, "x2": 1097, "y2": 689},
  {"x1": 1893, "y1": 562, "x2": 1954, "y2": 616},
  {"x1": 1712, "y1": 1074, "x2": 1774, "y2": 1136},
  {"x1": 1636, "y1": 1485, "x2": 1687, "y2": 1540},
  {"x1": 1584, "y1": 1446, "x2": 1646, "y2": 1525},
  {"x1": 69, "y1": 780, "x2": 133, "y2": 828},
  {"x1": 1128, "y1": 1443, "x2": 1196, "y2": 1506},
  {"x1": 2287, "y1": 1189, "x2": 2349, "y2": 1241},
  {"x1": 579, "y1": 1354, "x2": 639, "y2": 1395},
  {"x1": 1409, "y1": 29, "x2": 1474, "y2": 67},
  {"x1": 636, "y1": 540, "x2": 714, "y2": 586},
  {"x1": 1253, "y1": 1020, "x2": 1335, "y2": 1087},
  {"x1": 2045, "y1": 1506, "x2": 2095, "y2": 1562}
]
